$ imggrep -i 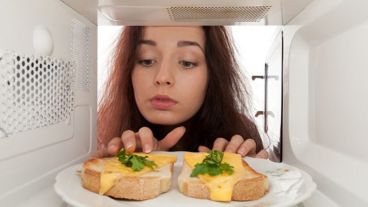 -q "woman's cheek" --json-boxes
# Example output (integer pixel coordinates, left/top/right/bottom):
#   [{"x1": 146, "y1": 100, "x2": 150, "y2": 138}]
[
  {"x1": 132, "y1": 69, "x2": 149, "y2": 107},
  {"x1": 181, "y1": 78, "x2": 207, "y2": 113}
]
